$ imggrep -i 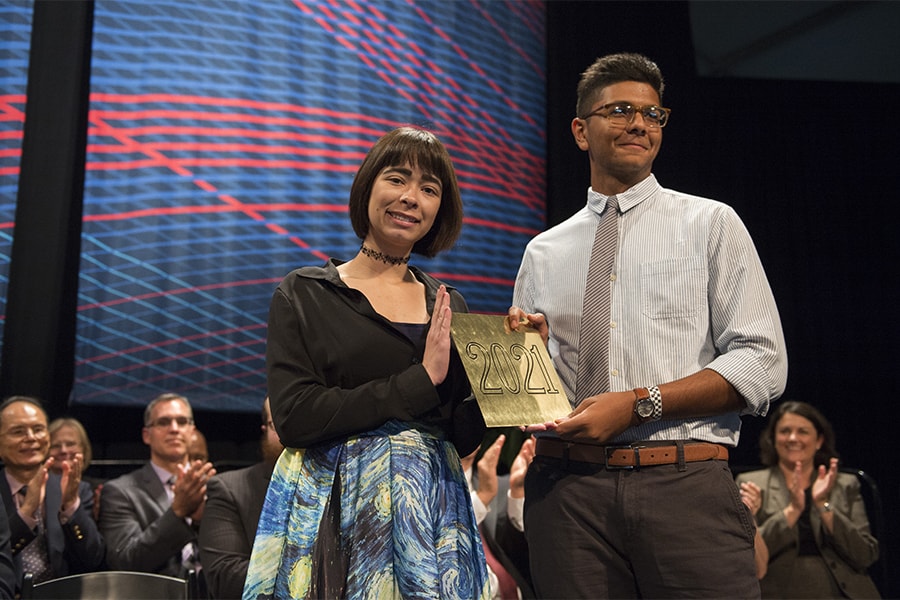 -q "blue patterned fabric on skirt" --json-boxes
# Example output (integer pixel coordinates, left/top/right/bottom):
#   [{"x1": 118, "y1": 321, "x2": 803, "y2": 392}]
[{"x1": 243, "y1": 419, "x2": 490, "y2": 599}]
